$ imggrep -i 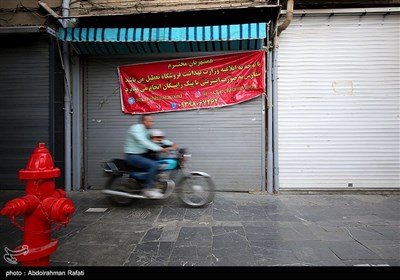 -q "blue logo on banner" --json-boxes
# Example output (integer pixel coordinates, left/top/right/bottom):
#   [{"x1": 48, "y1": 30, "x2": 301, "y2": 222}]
[{"x1": 128, "y1": 97, "x2": 135, "y2": 104}]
